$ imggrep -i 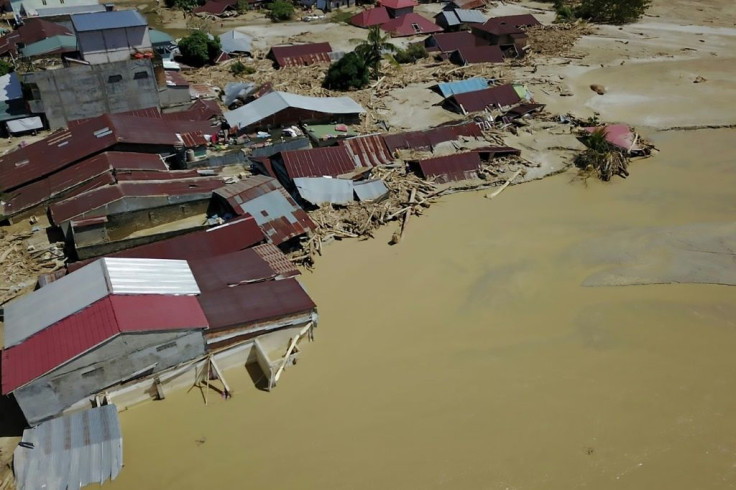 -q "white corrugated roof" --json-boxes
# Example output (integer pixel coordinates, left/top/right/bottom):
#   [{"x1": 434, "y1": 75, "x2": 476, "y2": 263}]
[
  {"x1": 224, "y1": 91, "x2": 365, "y2": 130},
  {"x1": 3, "y1": 258, "x2": 199, "y2": 348}
]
